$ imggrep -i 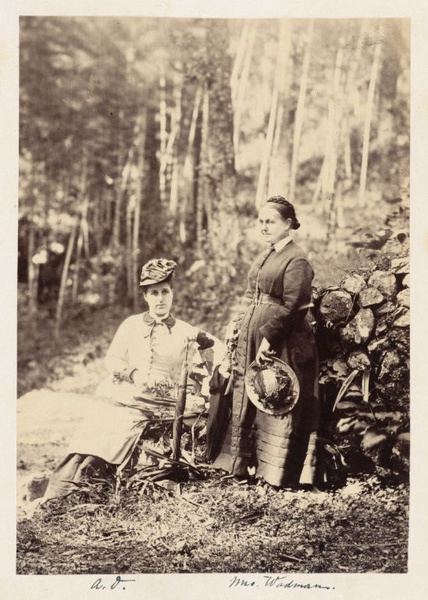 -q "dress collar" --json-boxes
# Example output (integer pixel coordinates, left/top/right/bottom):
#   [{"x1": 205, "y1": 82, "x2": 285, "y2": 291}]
[
  {"x1": 273, "y1": 236, "x2": 293, "y2": 252},
  {"x1": 143, "y1": 311, "x2": 176, "y2": 336}
]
